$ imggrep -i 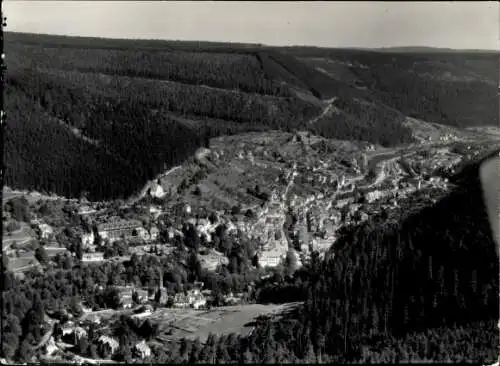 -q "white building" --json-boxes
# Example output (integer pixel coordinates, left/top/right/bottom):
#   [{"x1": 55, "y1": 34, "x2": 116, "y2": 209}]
[
  {"x1": 81, "y1": 252, "x2": 104, "y2": 262},
  {"x1": 149, "y1": 226, "x2": 160, "y2": 241},
  {"x1": 78, "y1": 205, "x2": 96, "y2": 216},
  {"x1": 96, "y1": 219, "x2": 142, "y2": 243},
  {"x1": 192, "y1": 296, "x2": 207, "y2": 310},
  {"x1": 149, "y1": 181, "x2": 165, "y2": 199},
  {"x1": 136, "y1": 227, "x2": 150, "y2": 241},
  {"x1": 98, "y1": 336, "x2": 119, "y2": 355},
  {"x1": 258, "y1": 248, "x2": 286, "y2": 268},
  {"x1": 81, "y1": 231, "x2": 95, "y2": 247},
  {"x1": 173, "y1": 289, "x2": 207, "y2": 309},
  {"x1": 38, "y1": 224, "x2": 54, "y2": 239},
  {"x1": 134, "y1": 340, "x2": 151, "y2": 359}
]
